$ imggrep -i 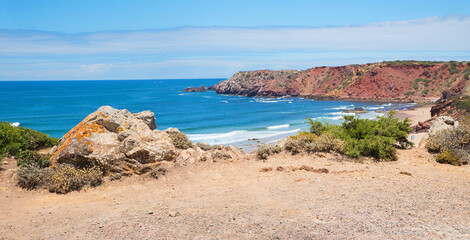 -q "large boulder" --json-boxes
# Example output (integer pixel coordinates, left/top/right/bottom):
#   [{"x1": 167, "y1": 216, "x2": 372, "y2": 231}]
[
  {"x1": 50, "y1": 106, "x2": 176, "y2": 175},
  {"x1": 428, "y1": 116, "x2": 459, "y2": 136}
]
